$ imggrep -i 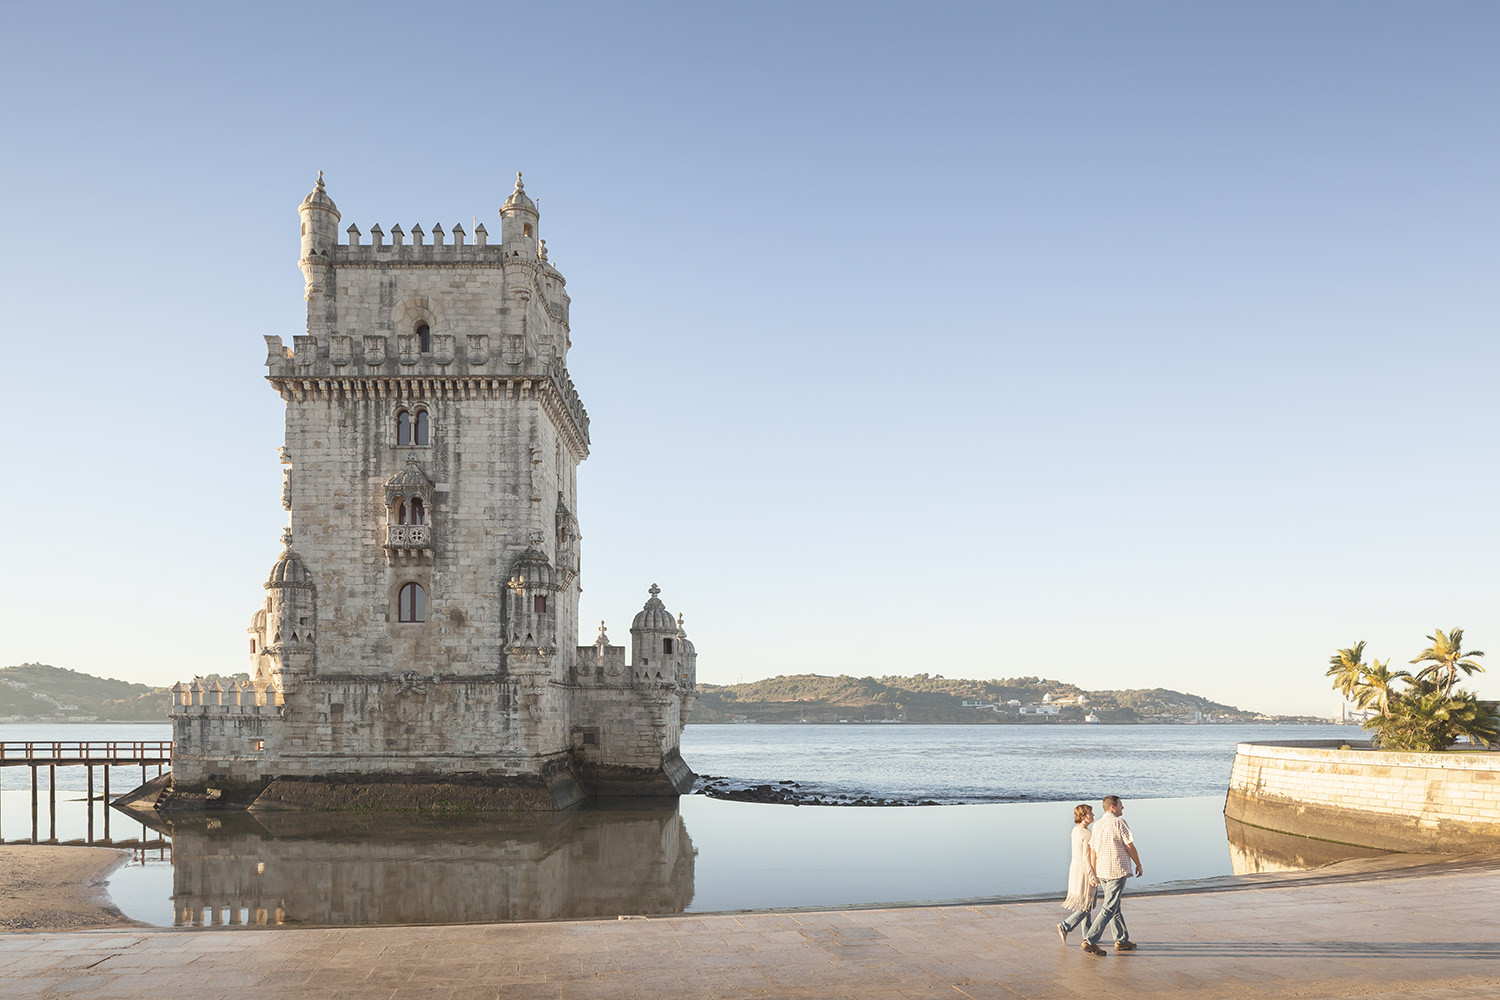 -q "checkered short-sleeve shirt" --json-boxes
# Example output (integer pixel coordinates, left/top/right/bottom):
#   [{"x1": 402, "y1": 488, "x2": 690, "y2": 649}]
[{"x1": 1090, "y1": 813, "x2": 1134, "y2": 880}]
